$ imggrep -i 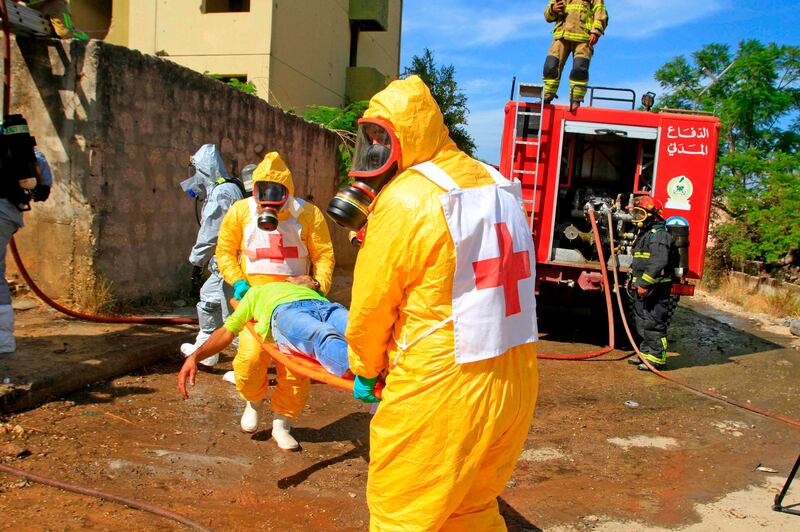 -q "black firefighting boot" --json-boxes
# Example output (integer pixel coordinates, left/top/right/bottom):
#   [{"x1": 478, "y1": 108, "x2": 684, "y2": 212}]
[{"x1": 628, "y1": 355, "x2": 666, "y2": 371}]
